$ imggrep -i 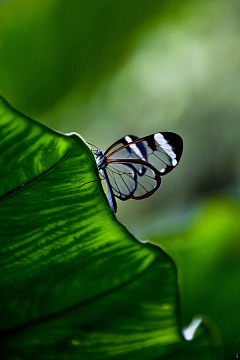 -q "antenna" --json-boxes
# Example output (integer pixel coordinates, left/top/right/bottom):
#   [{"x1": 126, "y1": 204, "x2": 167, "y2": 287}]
[
  {"x1": 78, "y1": 178, "x2": 103, "y2": 189},
  {"x1": 87, "y1": 142, "x2": 100, "y2": 151}
]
